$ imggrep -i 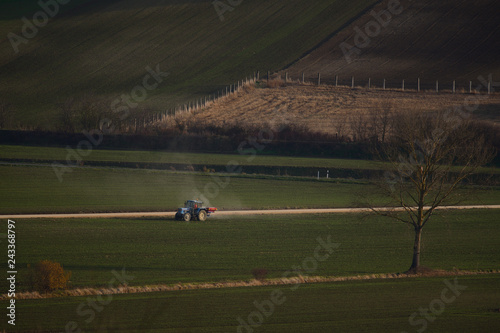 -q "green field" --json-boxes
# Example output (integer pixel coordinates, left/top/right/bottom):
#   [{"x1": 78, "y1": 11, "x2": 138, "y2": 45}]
[
  {"x1": 1, "y1": 164, "x2": 499, "y2": 214},
  {"x1": 0, "y1": 164, "x2": 374, "y2": 214},
  {"x1": 5, "y1": 210, "x2": 500, "y2": 290}
]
